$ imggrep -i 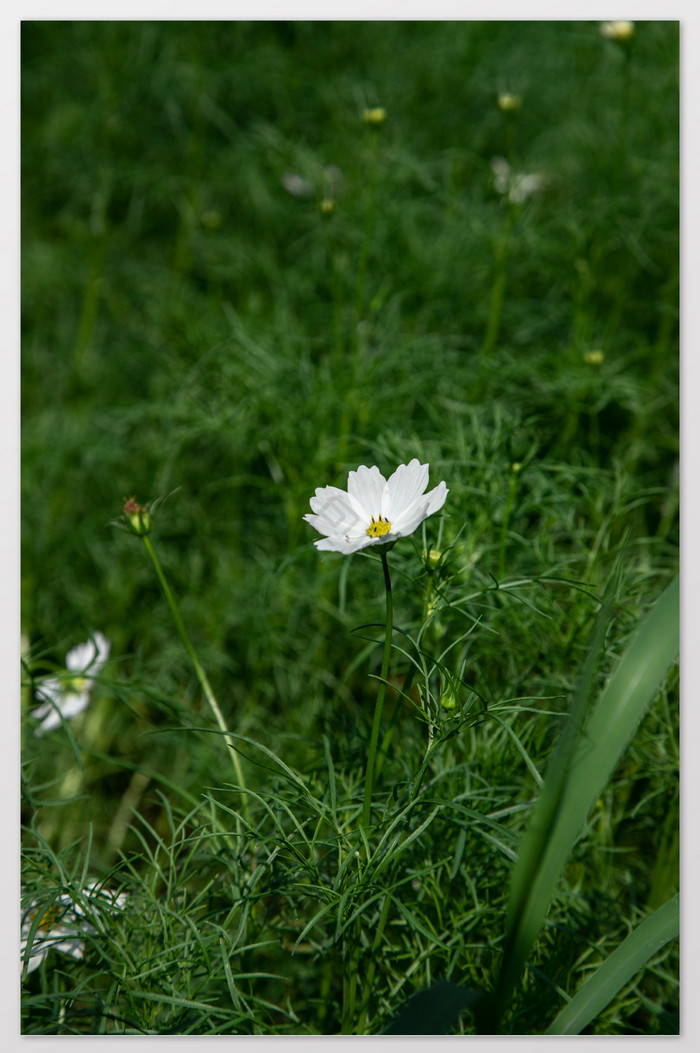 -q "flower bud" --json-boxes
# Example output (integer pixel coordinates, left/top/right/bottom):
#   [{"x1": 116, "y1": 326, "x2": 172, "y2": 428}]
[
  {"x1": 440, "y1": 690, "x2": 457, "y2": 712},
  {"x1": 600, "y1": 21, "x2": 634, "y2": 42},
  {"x1": 583, "y1": 349, "x2": 605, "y2": 366},
  {"x1": 122, "y1": 496, "x2": 151, "y2": 537},
  {"x1": 498, "y1": 93, "x2": 522, "y2": 113},
  {"x1": 363, "y1": 107, "x2": 387, "y2": 126}
]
